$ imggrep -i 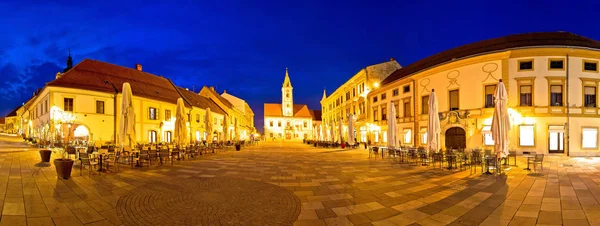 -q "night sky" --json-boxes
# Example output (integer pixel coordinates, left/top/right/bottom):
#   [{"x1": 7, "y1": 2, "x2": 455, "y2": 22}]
[{"x1": 2, "y1": 0, "x2": 600, "y2": 133}]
